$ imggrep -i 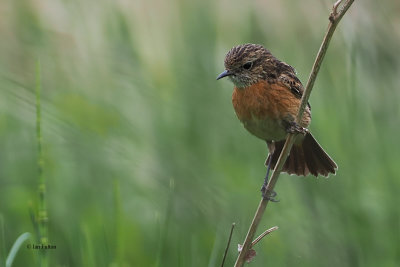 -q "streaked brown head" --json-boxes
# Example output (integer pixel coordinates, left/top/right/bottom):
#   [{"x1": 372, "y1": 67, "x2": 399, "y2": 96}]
[{"x1": 217, "y1": 43, "x2": 275, "y2": 88}]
